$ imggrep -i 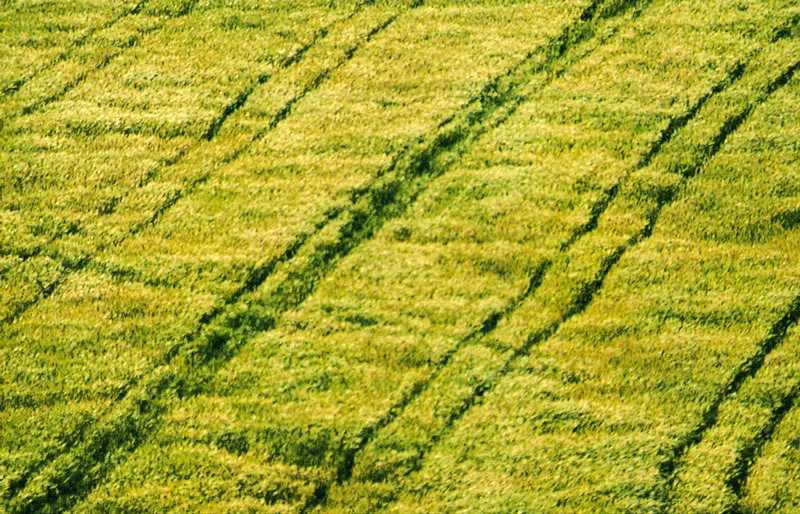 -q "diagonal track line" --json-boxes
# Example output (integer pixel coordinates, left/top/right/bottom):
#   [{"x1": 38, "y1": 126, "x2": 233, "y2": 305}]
[
  {"x1": 662, "y1": 286, "x2": 800, "y2": 511},
  {"x1": 0, "y1": 0, "x2": 201, "y2": 126},
  {"x1": 662, "y1": 291, "x2": 800, "y2": 514},
  {"x1": 729, "y1": 378, "x2": 800, "y2": 513},
  {"x1": 558, "y1": 59, "x2": 747, "y2": 252},
  {"x1": 318, "y1": 28, "x2": 754, "y2": 514},
  {"x1": 6, "y1": 1, "x2": 619, "y2": 511},
  {"x1": 658, "y1": 62, "x2": 800, "y2": 505}
]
